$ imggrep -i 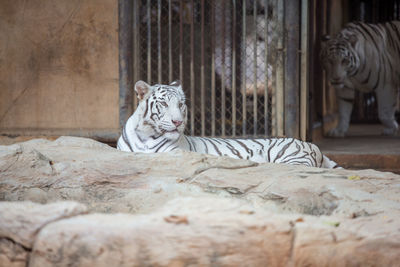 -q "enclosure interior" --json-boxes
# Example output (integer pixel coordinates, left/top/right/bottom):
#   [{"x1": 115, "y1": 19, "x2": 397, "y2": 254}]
[
  {"x1": 131, "y1": 0, "x2": 307, "y2": 140},
  {"x1": 316, "y1": 0, "x2": 400, "y2": 137},
  {"x1": 0, "y1": 0, "x2": 399, "y2": 148}
]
